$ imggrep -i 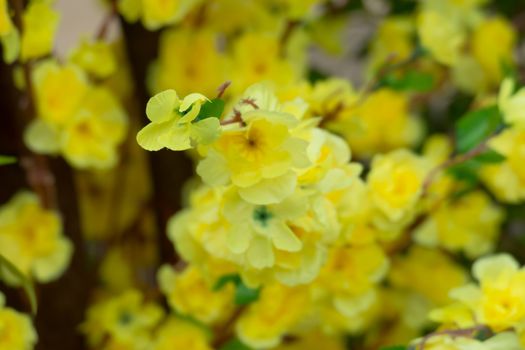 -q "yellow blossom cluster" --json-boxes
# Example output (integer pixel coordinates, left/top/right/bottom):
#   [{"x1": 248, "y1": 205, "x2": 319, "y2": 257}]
[{"x1": 2, "y1": 0, "x2": 525, "y2": 349}]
